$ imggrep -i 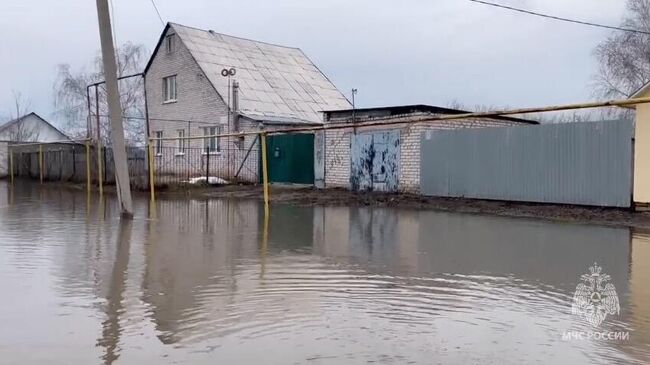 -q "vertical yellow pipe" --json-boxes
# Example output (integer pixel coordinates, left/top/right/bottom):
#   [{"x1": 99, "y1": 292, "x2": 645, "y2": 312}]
[
  {"x1": 39, "y1": 144, "x2": 43, "y2": 184},
  {"x1": 97, "y1": 141, "x2": 103, "y2": 196},
  {"x1": 260, "y1": 132, "x2": 270, "y2": 213},
  {"x1": 148, "y1": 197, "x2": 157, "y2": 220},
  {"x1": 86, "y1": 141, "x2": 91, "y2": 195},
  {"x1": 148, "y1": 142, "x2": 156, "y2": 202},
  {"x1": 9, "y1": 148, "x2": 14, "y2": 185},
  {"x1": 260, "y1": 204, "x2": 269, "y2": 279}
]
